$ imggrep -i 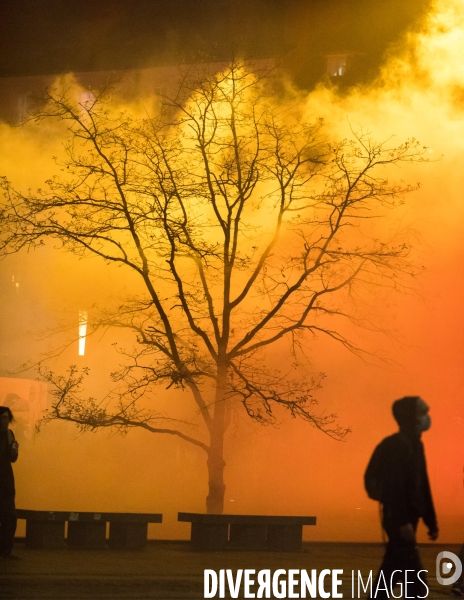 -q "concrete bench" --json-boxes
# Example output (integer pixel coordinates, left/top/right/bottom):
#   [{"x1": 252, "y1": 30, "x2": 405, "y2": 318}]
[
  {"x1": 16, "y1": 509, "x2": 163, "y2": 550},
  {"x1": 178, "y1": 512, "x2": 316, "y2": 551}
]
